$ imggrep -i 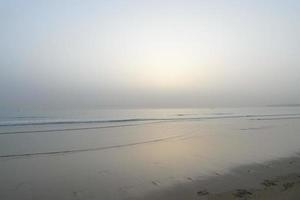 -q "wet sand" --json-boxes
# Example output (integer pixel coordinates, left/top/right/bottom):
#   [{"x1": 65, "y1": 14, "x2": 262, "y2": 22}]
[
  {"x1": 138, "y1": 155, "x2": 300, "y2": 200},
  {"x1": 1, "y1": 108, "x2": 300, "y2": 200}
]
